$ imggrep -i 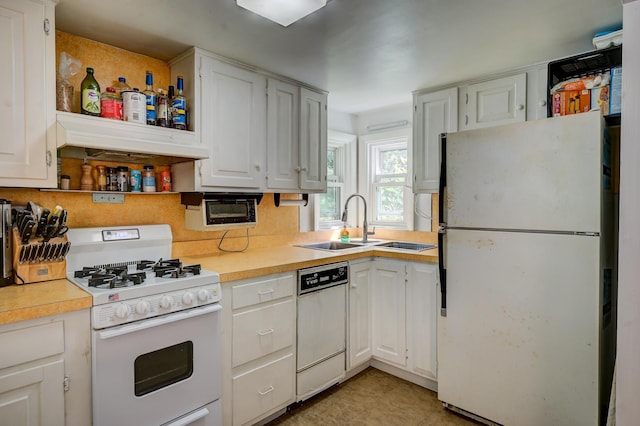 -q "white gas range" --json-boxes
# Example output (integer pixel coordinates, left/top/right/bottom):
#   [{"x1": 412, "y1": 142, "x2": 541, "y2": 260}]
[{"x1": 66, "y1": 224, "x2": 222, "y2": 426}]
